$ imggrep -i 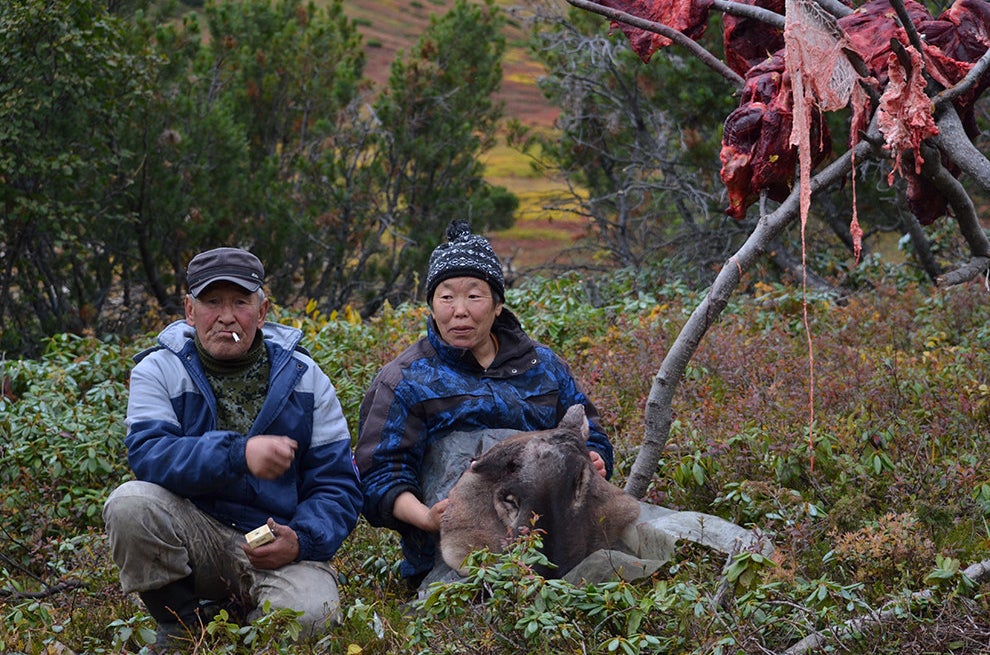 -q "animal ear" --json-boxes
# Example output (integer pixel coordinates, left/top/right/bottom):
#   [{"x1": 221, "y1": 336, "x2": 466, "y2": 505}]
[
  {"x1": 559, "y1": 404, "x2": 590, "y2": 440},
  {"x1": 569, "y1": 459, "x2": 595, "y2": 511}
]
